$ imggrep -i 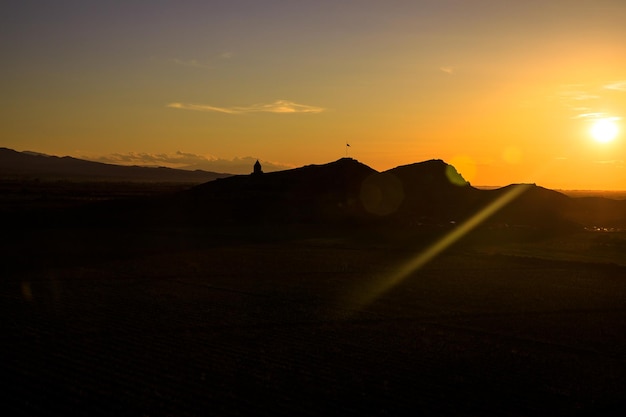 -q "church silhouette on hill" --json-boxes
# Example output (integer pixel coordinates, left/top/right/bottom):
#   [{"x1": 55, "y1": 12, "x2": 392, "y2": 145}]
[{"x1": 253, "y1": 160, "x2": 263, "y2": 176}]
